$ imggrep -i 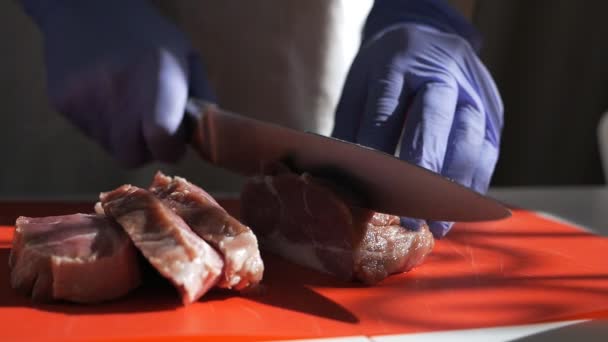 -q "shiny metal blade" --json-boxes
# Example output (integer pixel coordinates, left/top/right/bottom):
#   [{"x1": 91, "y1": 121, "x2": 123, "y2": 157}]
[{"x1": 186, "y1": 99, "x2": 511, "y2": 222}]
